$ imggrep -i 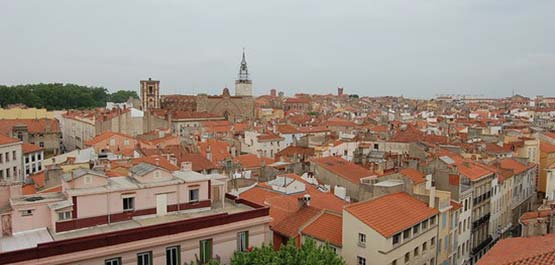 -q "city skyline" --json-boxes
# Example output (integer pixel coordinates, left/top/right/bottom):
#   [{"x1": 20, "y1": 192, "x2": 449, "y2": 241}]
[{"x1": 1, "y1": 0, "x2": 554, "y2": 98}]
